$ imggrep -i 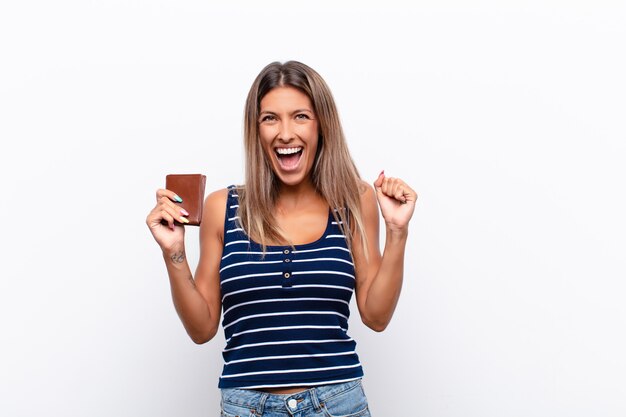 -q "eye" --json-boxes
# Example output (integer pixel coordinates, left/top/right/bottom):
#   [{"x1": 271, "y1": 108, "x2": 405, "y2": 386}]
[
  {"x1": 295, "y1": 113, "x2": 310, "y2": 120},
  {"x1": 260, "y1": 114, "x2": 276, "y2": 123}
]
